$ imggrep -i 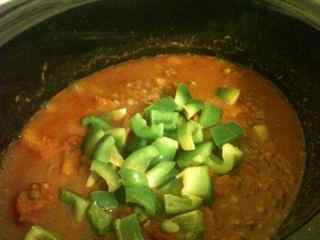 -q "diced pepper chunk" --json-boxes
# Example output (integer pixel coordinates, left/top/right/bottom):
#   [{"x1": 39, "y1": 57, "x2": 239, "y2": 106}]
[
  {"x1": 151, "y1": 137, "x2": 178, "y2": 166},
  {"x1": 83, "y1": 127, "x2": 105, "y2": 158},
  {"x1": 24, "y1": 226, "x2": 60, "y2": 240},
  {"x1": 82, "y1": 116, "x2": 112, "y2": 130},
  {"x1": 158, "y1": 178, "x2": 183, "y2": 196},
  {"x1": 90, "y1": 161, "x2": 121, "y2": 192},
  {"x1": 151, "y1": 110, "x2": 180, "y2": 130},
  {"x1": 210, "y1": 122, "x2": 244, "y2": 147},
  {"x1": 92, "y1": 135, "x2": 116, "y2": 164},
  {"x1": 115, "y1": 214, "x2": 144, "y2": 240},
  {"x1": 183, "y1": 99, "x2": 204, "y2": 120},
  {"x1": 180, "y1": 166, "x2": 212, "y2": 202},
  {"x1": 123, "y1": 145, "x2": 159, "y2": 173},
  {"x1": 90, "y1": 191, "x2": 119, "y2": 209},
  {"x1": 206, "y1": 143, "x2": 243, "y2": 175},
  {"x1": 131, "y1": 113, "x2": 164, "y2": 140},
  {"x1": 120, "y1": 168, "x2": 149, "y2": 187},
  {"x1": 199, "y1": 104, "x2": 223, "y2": 128},
  {"x1": 216, "y1": 87, "x2": 240, "y2": 105},
  {"x1": 169, "y1": 210, "x2": 204, "y2": 240},
  {"x1": 105, "y1": 128, "x2": 128, "y2": 150},
  {"x1": 178, "y1": 121, "x2": 203, "y2": 151},
  {"x1": 125, "y1": 186, "x2": 158, "y2": 216},
  {"x1": 125, "y1": 136, "x2": 148, "y2": 155},
  {"x1": 87, "y1": 203, "x2": 113, "y2": 236},
  {"x1": 177, "y1": 142, "x2": 214, "y2": 168},
  {"x1": 175, "y1": 84, "x2": 193, "y2": 110},
  {"x1": 145, "y1": 97, "x2": 179, "y2": 116},
  {"x1": 147, "y1": 161, "x2": 176, "y2": 188},
  {"x1": 60, "y1": 189, "x2": 90, "y2": 223},
  {"x1": 164, "y1": 194, "x2": 202, "y2": 215},
  {"x1": 101, "y1": 108, "x2": 127, "y2": 122},
  {"x1": 161, "y1": 220, "x2": 180, "y2": 234}
]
